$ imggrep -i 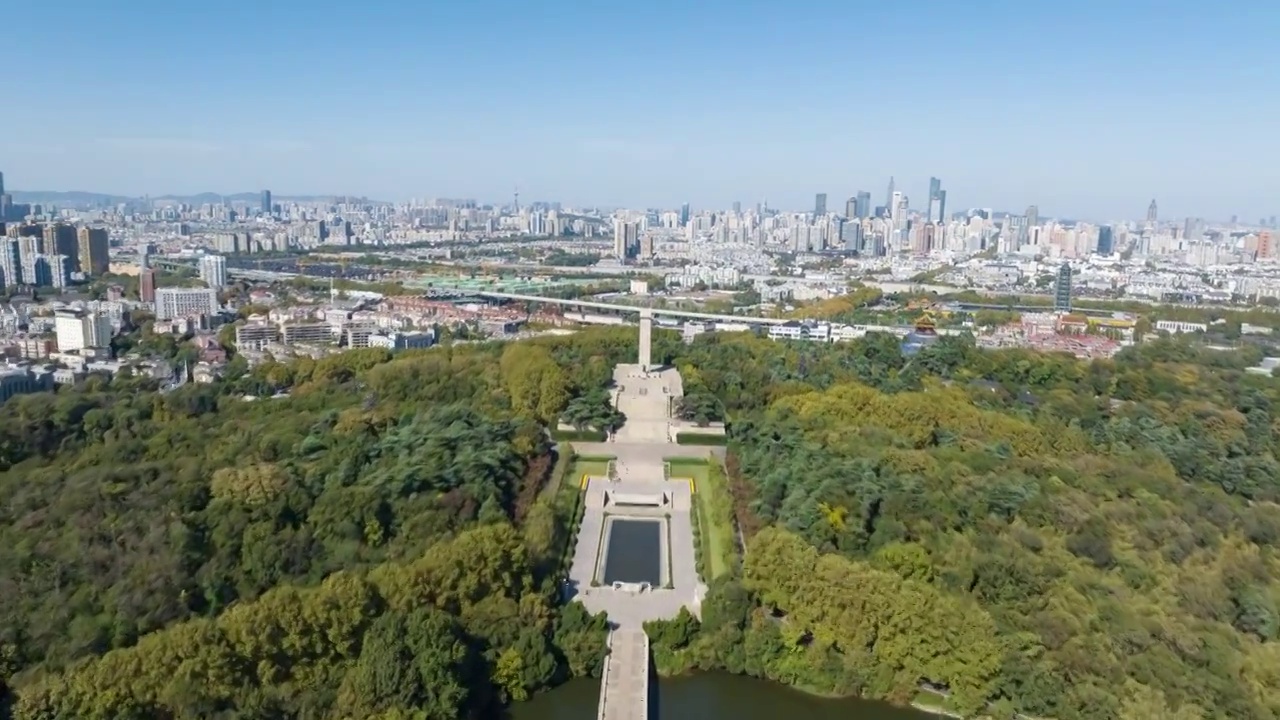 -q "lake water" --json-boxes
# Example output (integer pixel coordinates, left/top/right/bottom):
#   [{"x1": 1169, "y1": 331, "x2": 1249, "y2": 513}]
[
  {"x1": 508, "y1": 671, "x2": 939, "y2": 720},
  {"x1": 602, "y1": 518, "x2": 662, "y2": 585}
]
